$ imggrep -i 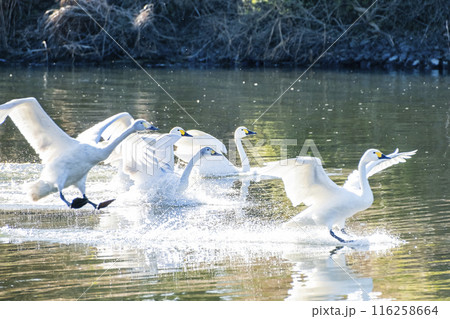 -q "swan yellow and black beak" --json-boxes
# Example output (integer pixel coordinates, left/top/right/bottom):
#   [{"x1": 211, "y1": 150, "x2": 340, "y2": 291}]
[
  {"x1": 144, "y1": 122, "x2": 159, "y2": 131},
  {"x1": 244, "y1": 129, "x2": 257, "y2": 135},
  {"x1": 376, "y1": 151, "x2": 390, "y2": 160},
  {"x1": 180, "y1": 129, "x2": 192, "y2": 137},
  {"x1": 210, "y1": 149, "x2": 222, "y2": 156}
]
